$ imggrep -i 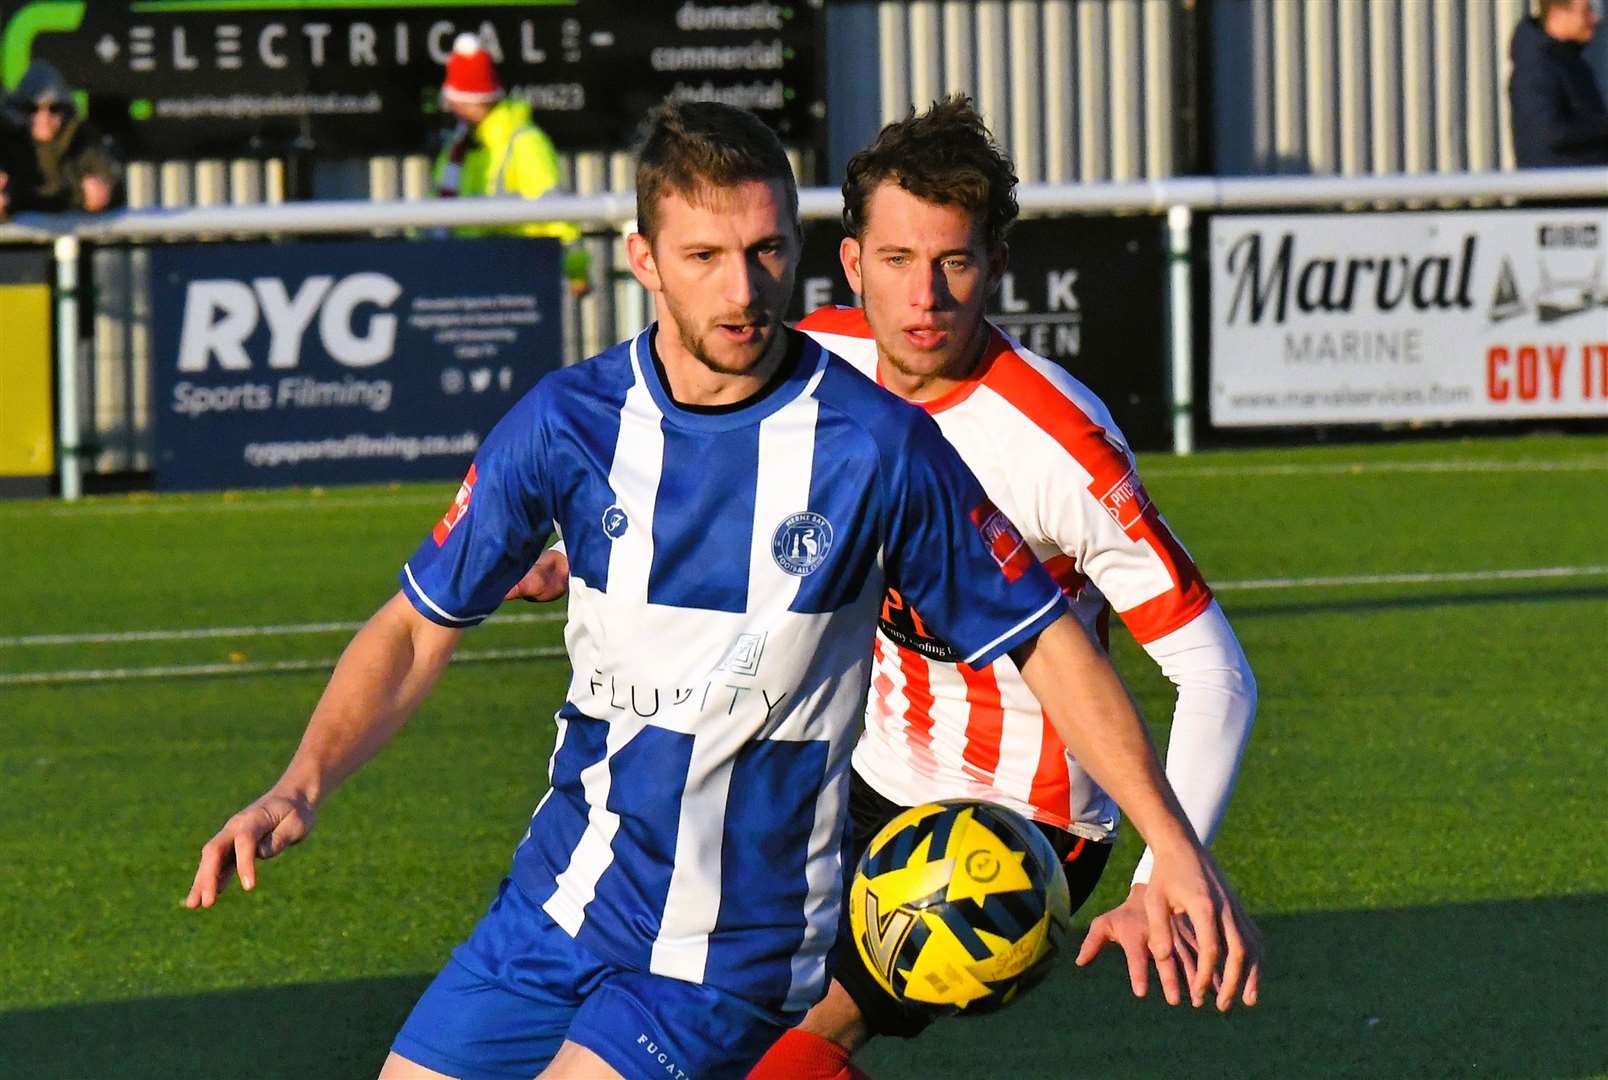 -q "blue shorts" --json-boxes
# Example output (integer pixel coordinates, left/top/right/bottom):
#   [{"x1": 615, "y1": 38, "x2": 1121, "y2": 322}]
[{"x1": 392, "y1": 878, "x2": 795, "y2": 1080}]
